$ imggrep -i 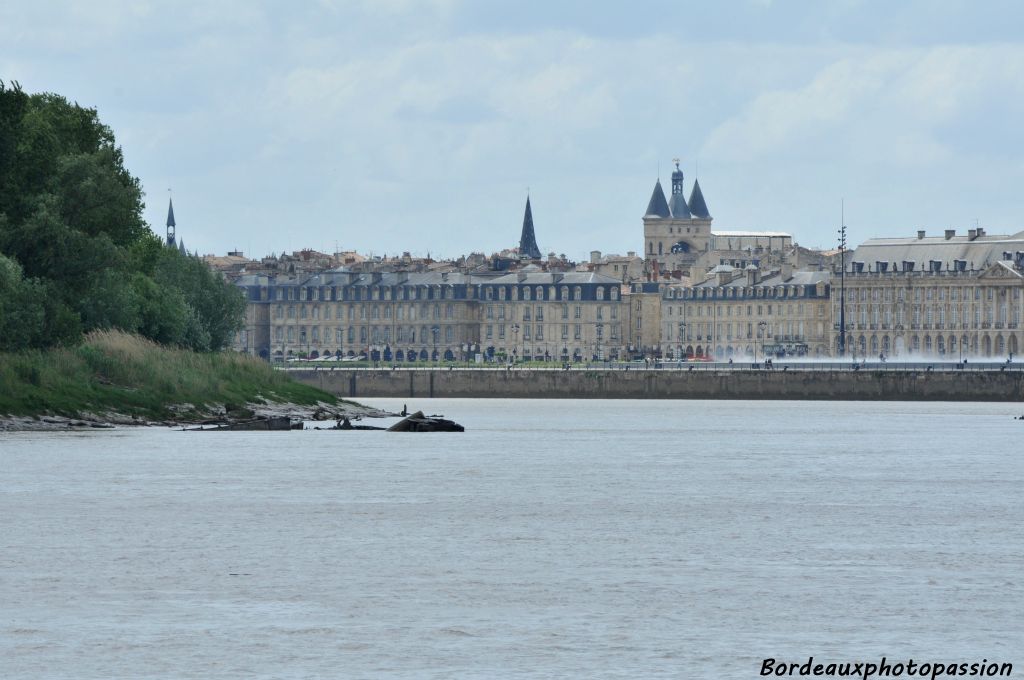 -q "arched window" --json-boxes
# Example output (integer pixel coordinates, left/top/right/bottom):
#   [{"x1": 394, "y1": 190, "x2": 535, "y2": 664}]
[
  {"x1": 610, "y1": 287, "x2": 619, "y2": 301},
  {"x1": 574, "y1": 286, "x2": 582, "y2": 301},
  {"x1": 535, "y1": 286, "x2": 544, "y2": 300},
  {"x1": 560, "y1": 286, "x2": 569, "y2": 300},
  {"x1": 523, "y1": 287, "x2": 531, "y2": 301},
  {"x1": 596, "y1": 287, "x2": 605, "y2": 301}
]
